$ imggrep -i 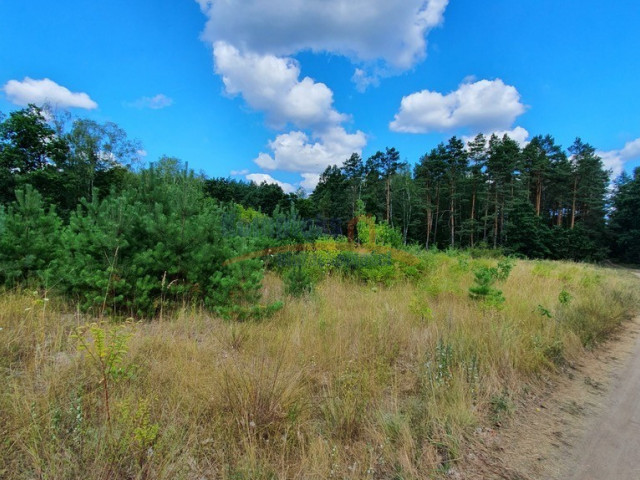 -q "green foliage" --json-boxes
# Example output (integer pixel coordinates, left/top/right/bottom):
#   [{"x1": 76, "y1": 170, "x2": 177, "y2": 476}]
[
  {"x1": 535, "y1": 304, "x2": 553, "y2": 318},
  {"x1": 558, "y1": 289, "x2": 573, "y2": 306},
  {"x1": 427, "y1": 340, "x2": 454, "y2": 387},
  {"x1": 49, "y1": 159, "x2": 269, "y2": 317},
  {"x1": 468, "y1": 242, "x2": 505, "y2": 259},
  {"x1": 267, "y1": 237, "x2": 422, "y2": 289},
  {"x1": 356, "y1": 214, "x2": 403, "y2": 248},
  {"x1": 468, "y1": 267, "x2": 505, "y2": 306},
  {"x1": 495, "y1": 258, "x2": 515, "y2": 281},
  {"x1": 489, "y1": 391, "x2": 513, "y2": 426},
  {"x1": 64, "y1": 118, "x2": 140, "y2": 203},
  {"x1": 504, "y1": 197, "x2": 551, "y2": 258},
  {"x1": 0, "y1": 105, "x2": 70, "y2": 205},
  {"x1": 468, "y1": 260, "x2": 513, "y2": 306},
  {"x1": 609, "y1": 168, "x2": 640, "y2": 263},
  {"x1": 205, "y1": 176, "x2": 295, "y2": 216},
  {"x1": 0, "y1": 103, "x2": 622, "y2": 263},
  {"x1": 114, "y1": 398, "x2": 160, "y2": 462},
  {"x1": 358, "y1": 263, "x2": 397, "y2": 286},
  {"x1": 0, "y1": 185, "x2": 62, "y2": 286},
  {"x1": 310, "y1": 165, "x2": 351, "y2": 224},
  {"x1": 72, "y1": 321, "x2": 135, "y2": 430},
  {"x1": 227, "y1": 203, "x2": 322, "y2": 249},
  {"x1": 532, "y1": 261, "x2": 555, "y2": 277},
  {"x1": 284, "y1": 265, "x2": 315, "y2": 297},
  {"x1": 547, "y1": 224, "x2": 608, "y2": 262}
]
